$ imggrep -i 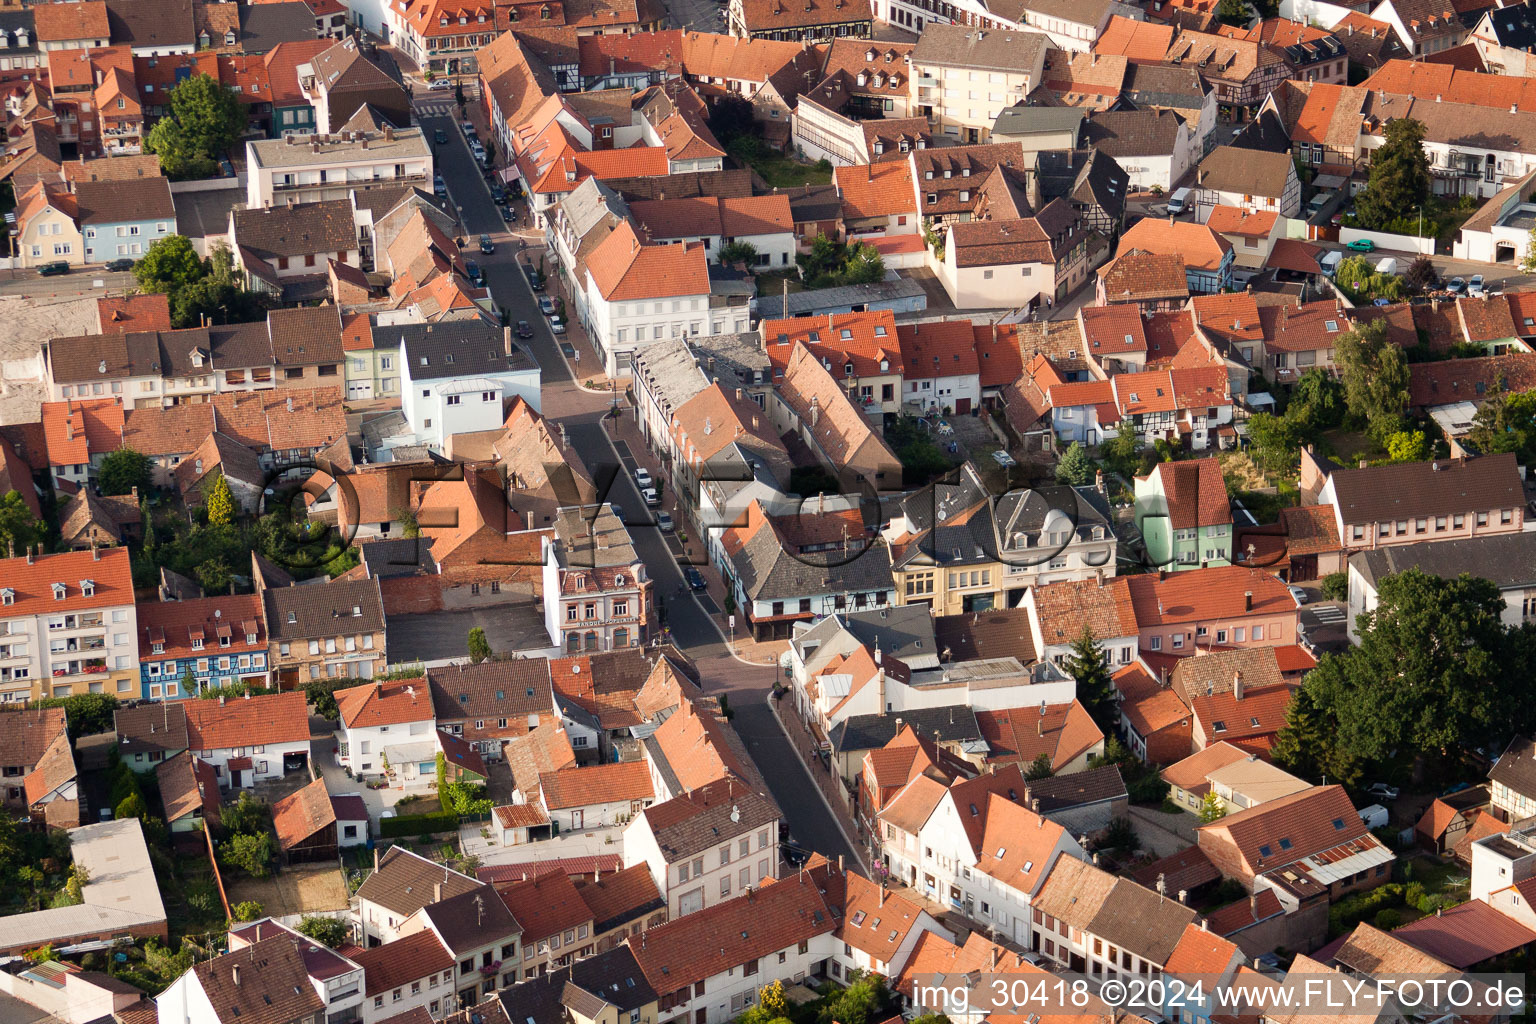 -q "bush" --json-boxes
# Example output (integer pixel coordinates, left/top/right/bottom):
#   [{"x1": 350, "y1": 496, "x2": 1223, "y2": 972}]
[
  {"x1": 1321, "y1": 572, "x2": 1348, "y2": 601},
  {"x1": 1404, "y1": 881, "x2": 1425, "y2": 908},
  {"x1": 1329, "y1": 883, "x2": 1403, "y2": 935},
  {"x1": 1374, "y1": 908, "x2": 1401, "y2": 930},
  {"x1": 231, "y1": 900, "x2": 265, "y2": 922},
  {"x1": 222, "y1": 831, "x2": 277, "y2": 878},
  {"x1": 379, "y1": 811, "x2": 461, "y2": 838},
  {"x1": 297, "y1": 916, "x2": 350, "y2": 948}
]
